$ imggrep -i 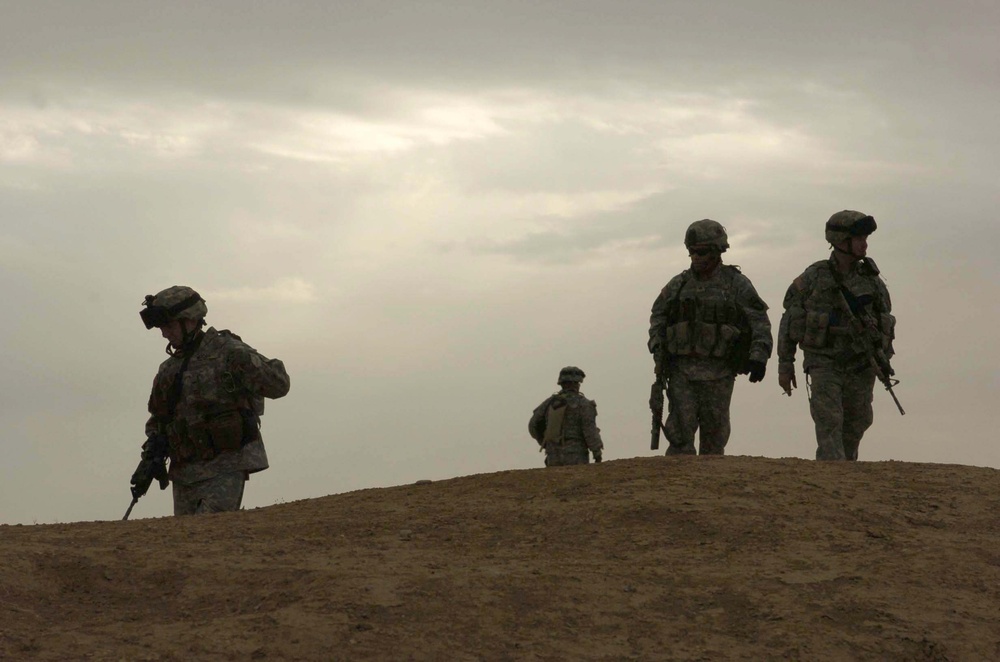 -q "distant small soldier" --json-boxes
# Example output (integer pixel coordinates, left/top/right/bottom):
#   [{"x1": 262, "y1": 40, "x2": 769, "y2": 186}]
[
  {"x1": 648, "y1": 220, "x2": 773, "y2": 455},
  {"x1": 777, "y1": 211, "x2": 900, "y2": 460},
  {"x1": 529, "y1": 366, "x2": 604, "y2": 466},
  {"x1": 129, "y1": 286, "x2": 290, "y2": 516}
]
